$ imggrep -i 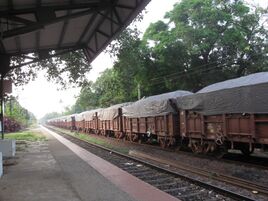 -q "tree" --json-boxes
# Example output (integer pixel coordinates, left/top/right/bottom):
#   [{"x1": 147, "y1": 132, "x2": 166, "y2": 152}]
[
  {"x1": 39, "y1": 112, "x2": 62, "y2": 124},
  {"x1": 8, "y1": 50, "x2": 91, "y2": 88},
  {"x1": 73, "y1": 81, "x2": 99, "y2": 111},
  {"x1": 66, "y1": 0, "x2": 268, "y2": 114},
  {"x1": 4, "y1": 96, "x2": 36, "y2": 127},
  {"x1": 108, "y1": 28, "x2": 158, "y2": 98},
  {"x1": 145, "y1": 0, "x2": 268, "y2": 91}
]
